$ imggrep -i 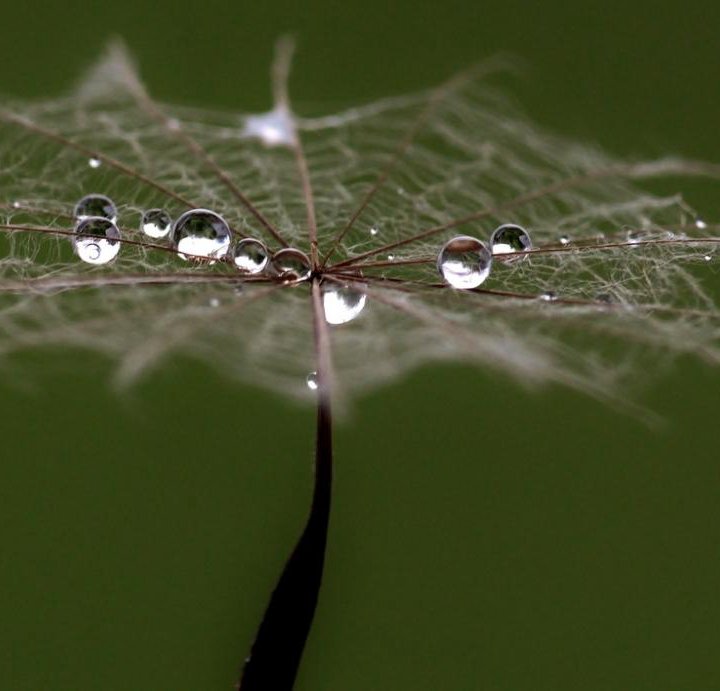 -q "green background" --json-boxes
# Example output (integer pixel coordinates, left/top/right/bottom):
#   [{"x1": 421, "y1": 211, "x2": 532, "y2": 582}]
[{"x1": 1, "y1": 2, "x2": 719, "y2": 689}]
